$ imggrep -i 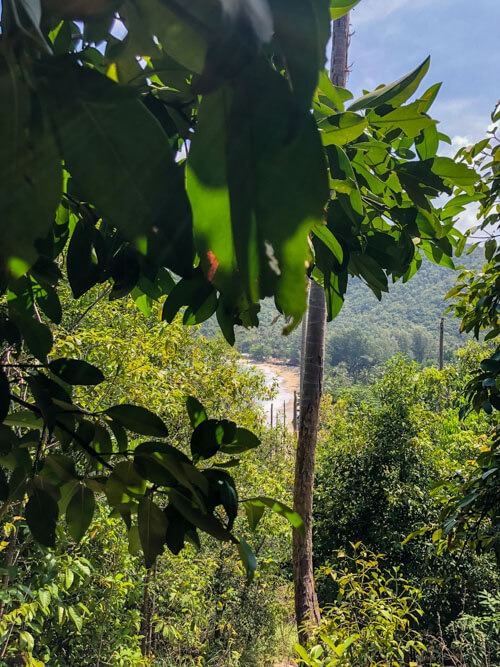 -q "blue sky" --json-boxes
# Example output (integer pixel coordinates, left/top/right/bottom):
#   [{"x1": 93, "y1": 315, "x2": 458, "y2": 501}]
[{"x1": 346, "y1": 0, "x2": 499, "y2": 150}]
